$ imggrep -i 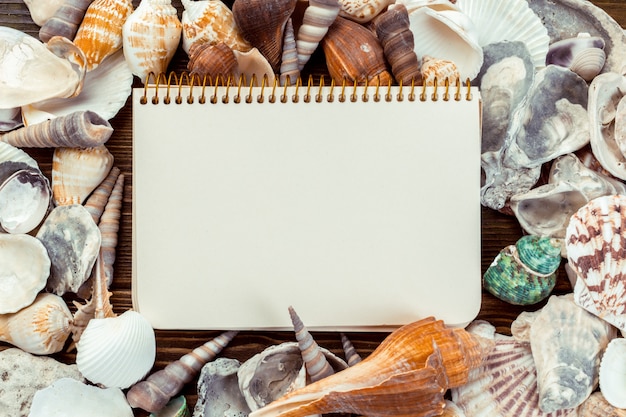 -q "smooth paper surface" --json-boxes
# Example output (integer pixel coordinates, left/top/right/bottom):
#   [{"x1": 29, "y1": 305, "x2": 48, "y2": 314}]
[{"x1": 132, "y1": 85, "x2": 482, "y2": 331}]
